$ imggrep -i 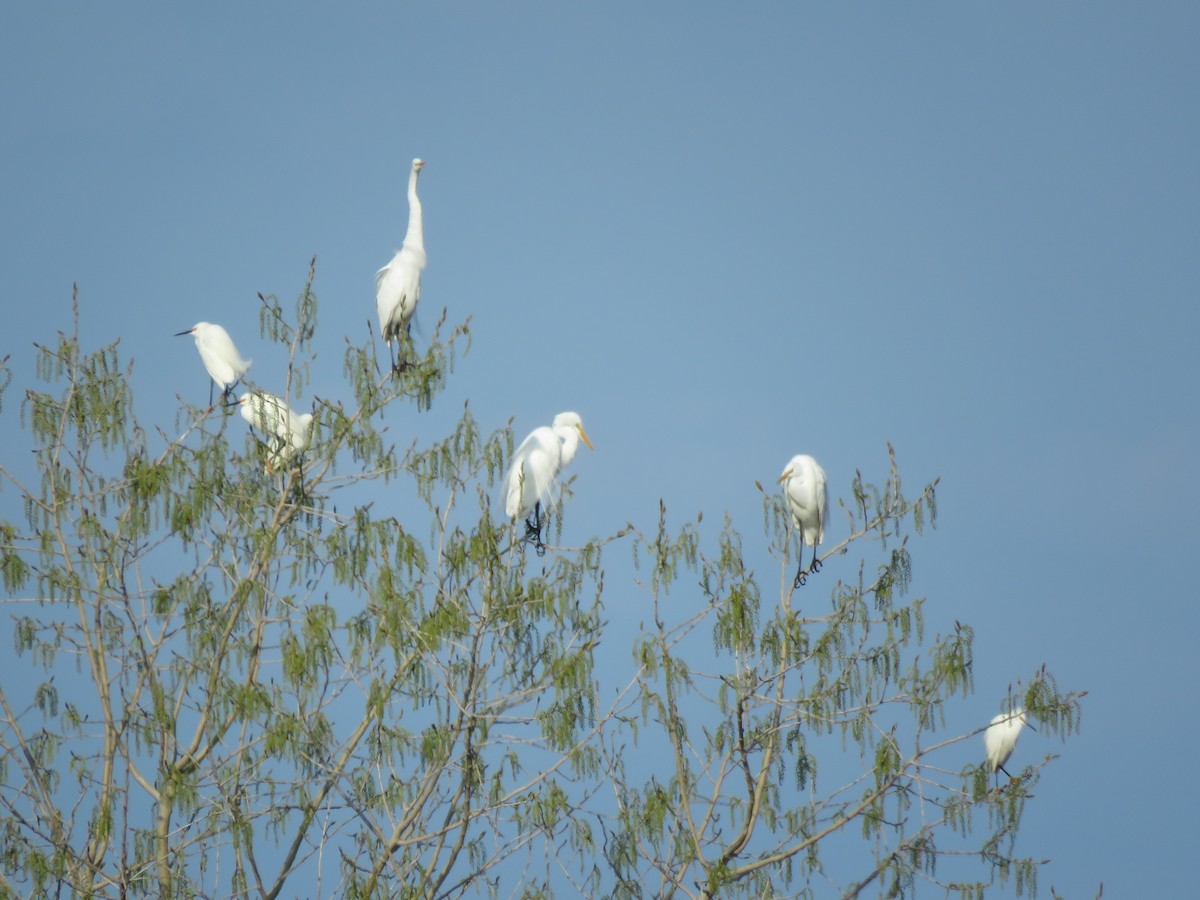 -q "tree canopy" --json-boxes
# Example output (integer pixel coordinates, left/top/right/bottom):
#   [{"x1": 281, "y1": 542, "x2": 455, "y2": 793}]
[{"x1": 0, "y1": 271, "x2": 1084, "y2": 898}]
